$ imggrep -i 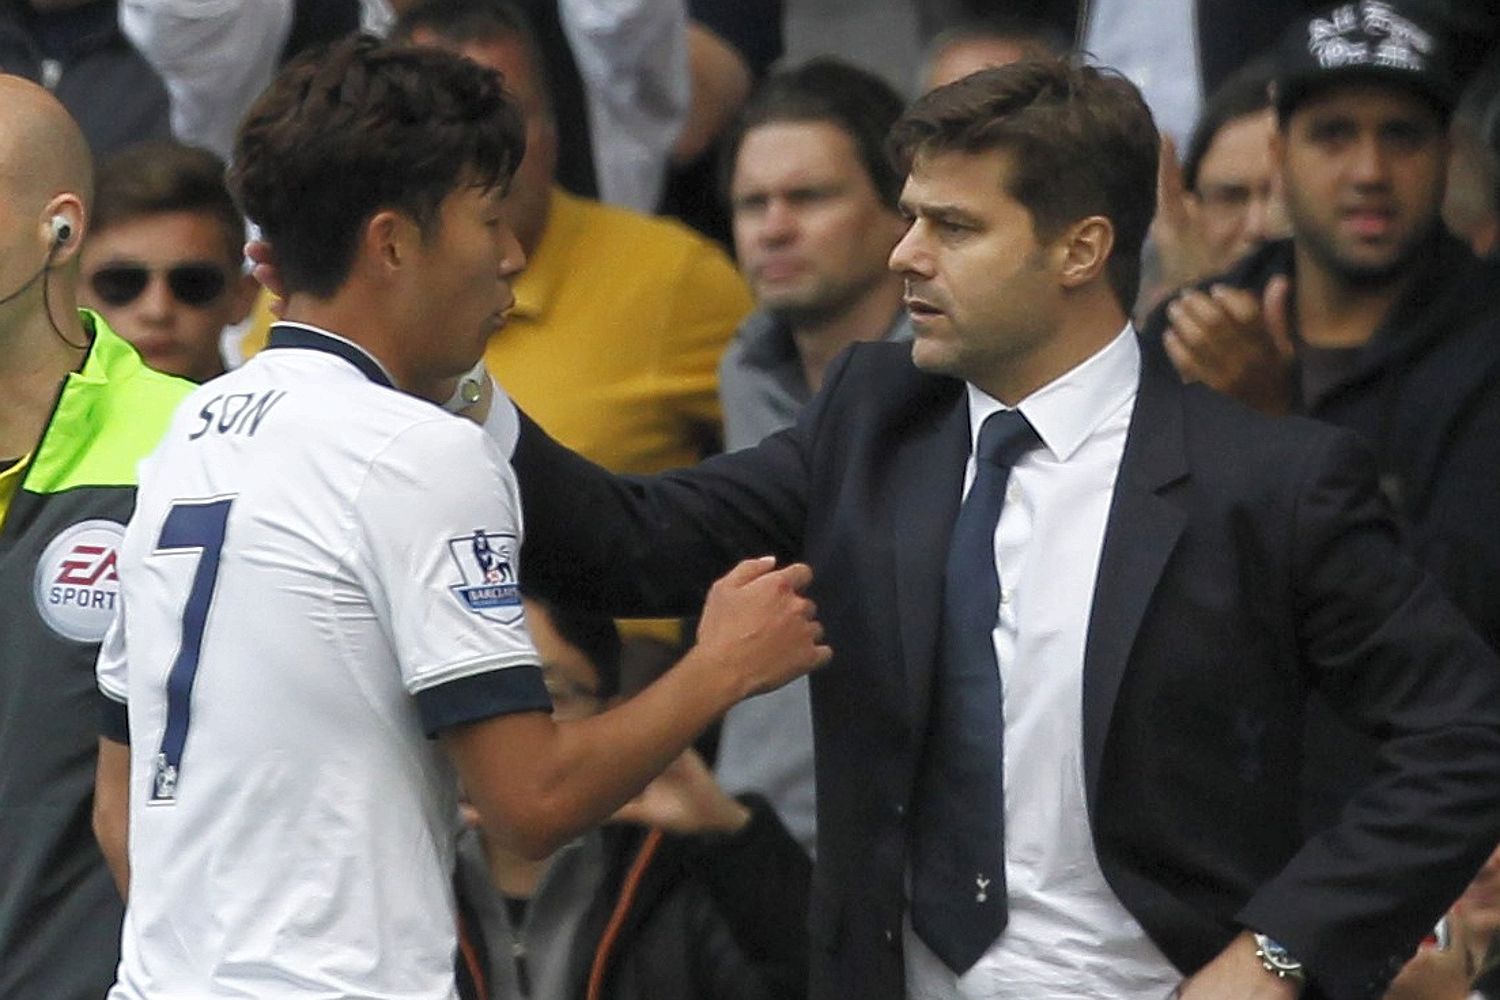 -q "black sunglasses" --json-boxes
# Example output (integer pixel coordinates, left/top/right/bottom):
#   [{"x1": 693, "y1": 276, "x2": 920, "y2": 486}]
[{"x1": 89, "y1": 263, "x2": 230, "y2": 308}]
